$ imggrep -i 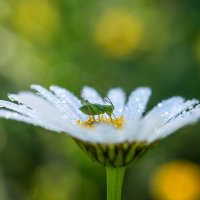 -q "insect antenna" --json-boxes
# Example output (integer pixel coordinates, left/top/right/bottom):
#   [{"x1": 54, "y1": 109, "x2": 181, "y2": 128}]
[
  {"x1": 80, "y1": 97, "x2": 86, "y2": 104},
  {"x1": 80, "y1": 97, "x2": 89, "y2": 105},
  {"x1": 112, "y1": 112, "x2": 117, "y2": 119},
  {"x1": 104, "y1": 97, "x2": 112, "y2": 106},
  {"x1": 104, "y1": 97, "x2": 117, "y2": 119}
]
